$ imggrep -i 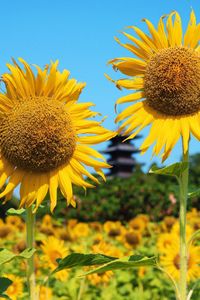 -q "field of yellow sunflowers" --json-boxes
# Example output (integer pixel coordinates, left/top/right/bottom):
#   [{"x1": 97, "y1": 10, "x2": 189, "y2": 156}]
[{"x1": 0, "y1": 209, "x2": 199, "y2": 300}]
